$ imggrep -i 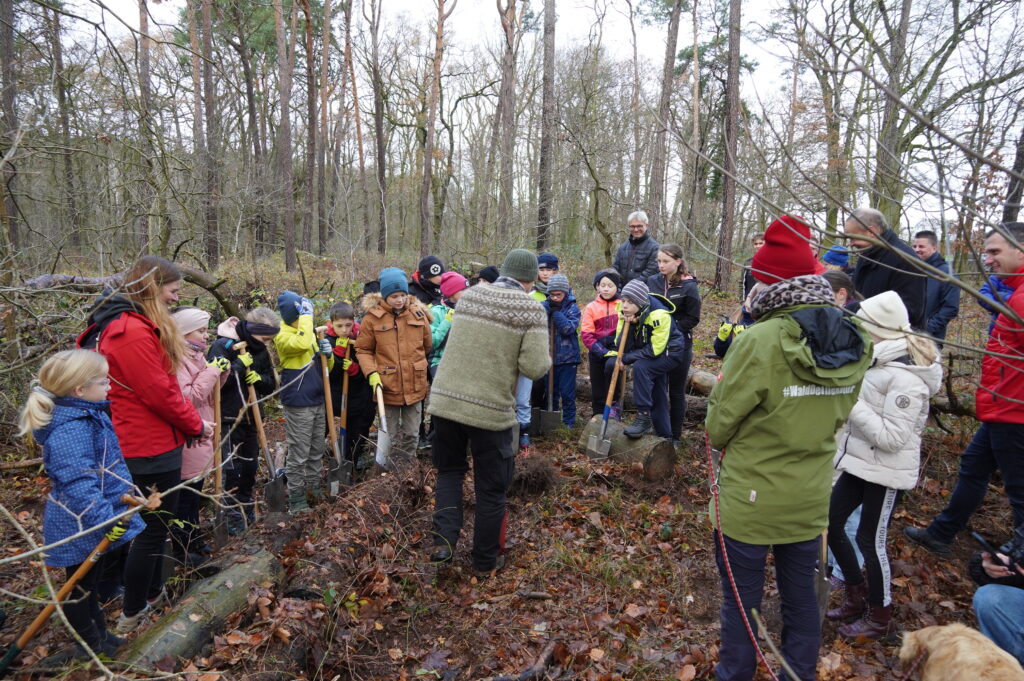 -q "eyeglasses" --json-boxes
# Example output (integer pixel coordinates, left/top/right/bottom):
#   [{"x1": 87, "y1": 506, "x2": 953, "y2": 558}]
[
  {"x1": 628, "y1": 224, "x2": 645, "y2": 229},
  {"x1": 87, "y1": 377, "x2": 111, "y2": 386}
]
